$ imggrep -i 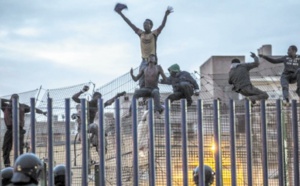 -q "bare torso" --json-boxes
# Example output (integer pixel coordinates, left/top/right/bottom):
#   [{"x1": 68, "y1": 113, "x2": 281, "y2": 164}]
[{"x1": 144, "y1": 65, "x2": 160, "y2": 88}]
